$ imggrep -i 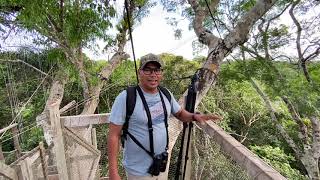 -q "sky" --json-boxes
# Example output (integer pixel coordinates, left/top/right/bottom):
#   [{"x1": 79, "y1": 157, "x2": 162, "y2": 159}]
[
  {"x1": 84, "y1": 3, "x2": 206, "y2": 61},
  {"x1": 124, "y1": 5, "x2": 203, "y2": 60},
  {"x1": 1, "y1": 2, "x2": 203, "y2": 61},
  {"x1": 2, "y1": 2, "x2": 318, "y2": 61},
  {"x1": 83, "y1": 2, "x2": 319, "y2": 61}
]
